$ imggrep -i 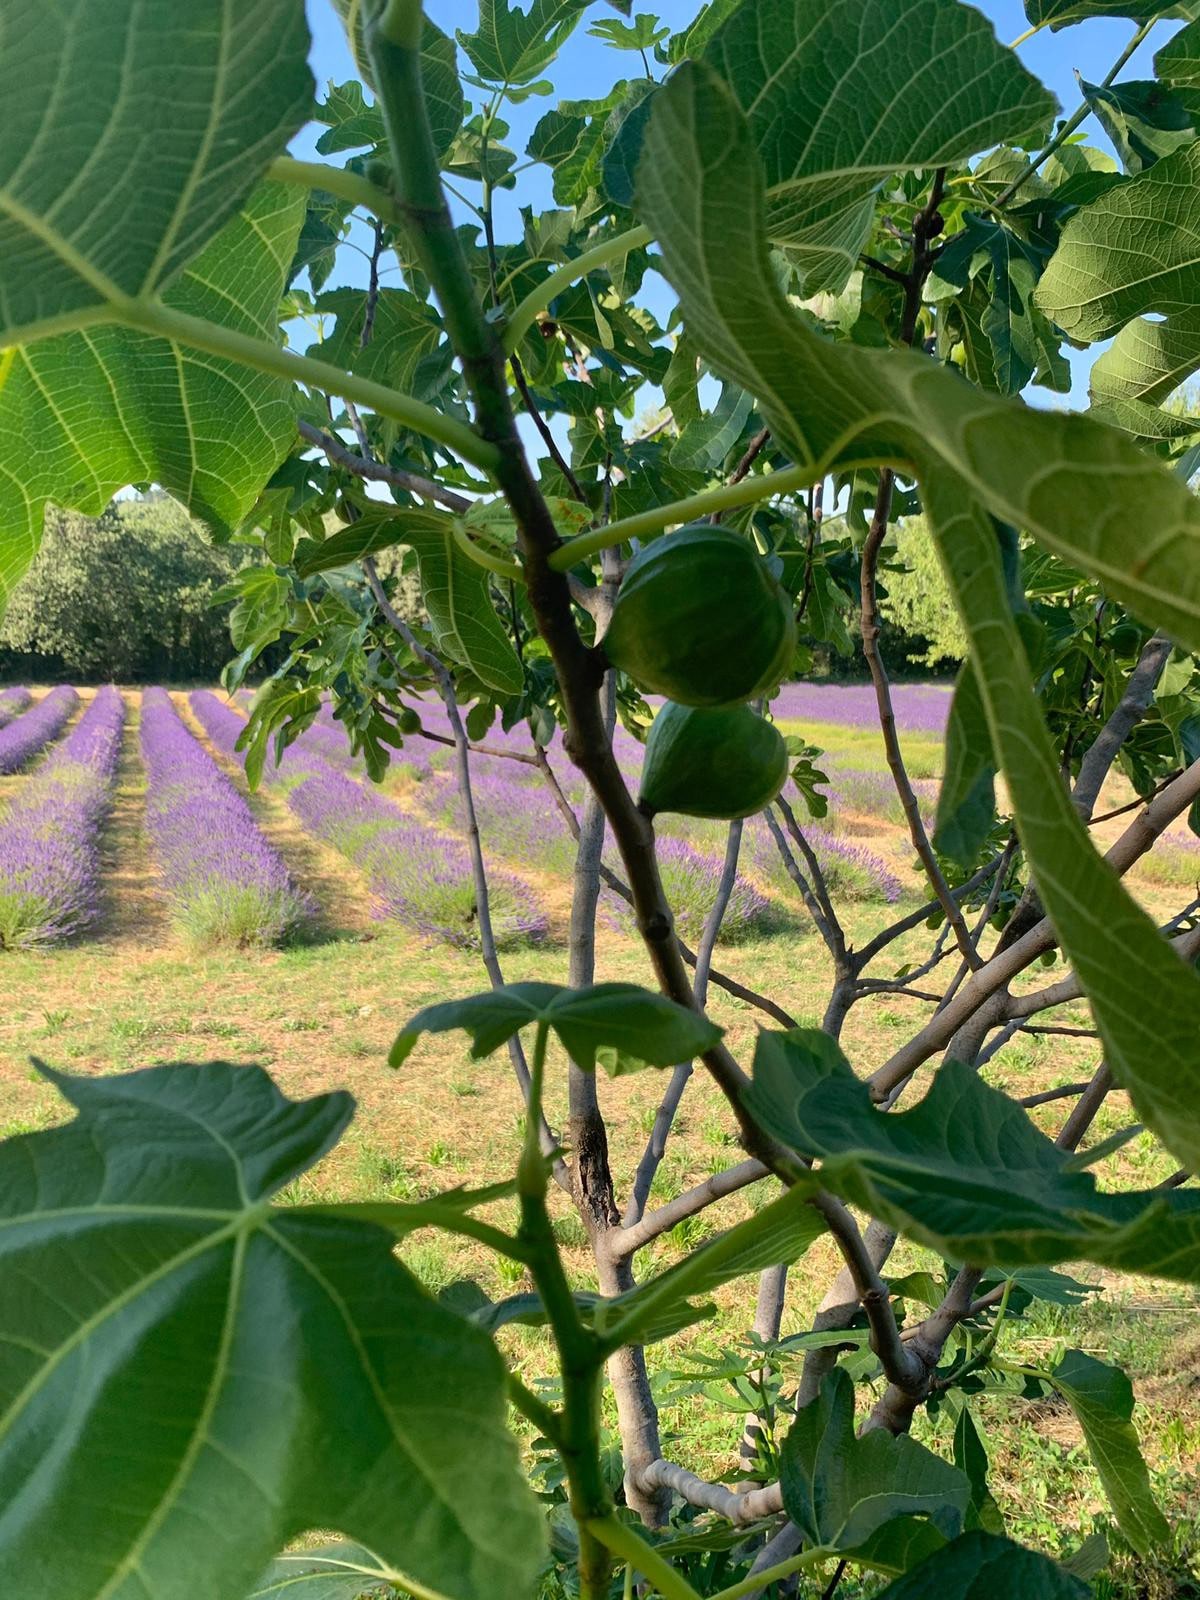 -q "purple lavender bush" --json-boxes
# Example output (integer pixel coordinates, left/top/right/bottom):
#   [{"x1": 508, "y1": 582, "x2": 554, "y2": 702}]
[
  {"x1": 0, "y1": 684, "x2": 79, "y2": 774},
  {"x1": 0, "y1": 687, "x2": 31, "y2": 729},
  {"x1": 824, "y1": 767, "x2": 938, "y2": 832},
  {"x1": 141, "y1": 689, "x2": 311, "y2": 946},
  {"x1": 191, "y1": 692, "x2": 549, "y2": 950},
  {"x1": 609, "y1": 836, "x2": 770, "y2": 943},
  {"x1": 752, "y1": 816, "x2": 904, "y2": 905},
  {"x1": 0, "y1": 686, "x2": 124, "y2": 947},
  {"x1": 420, "y1": 761, "x2": 579, "y2": 879}
]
